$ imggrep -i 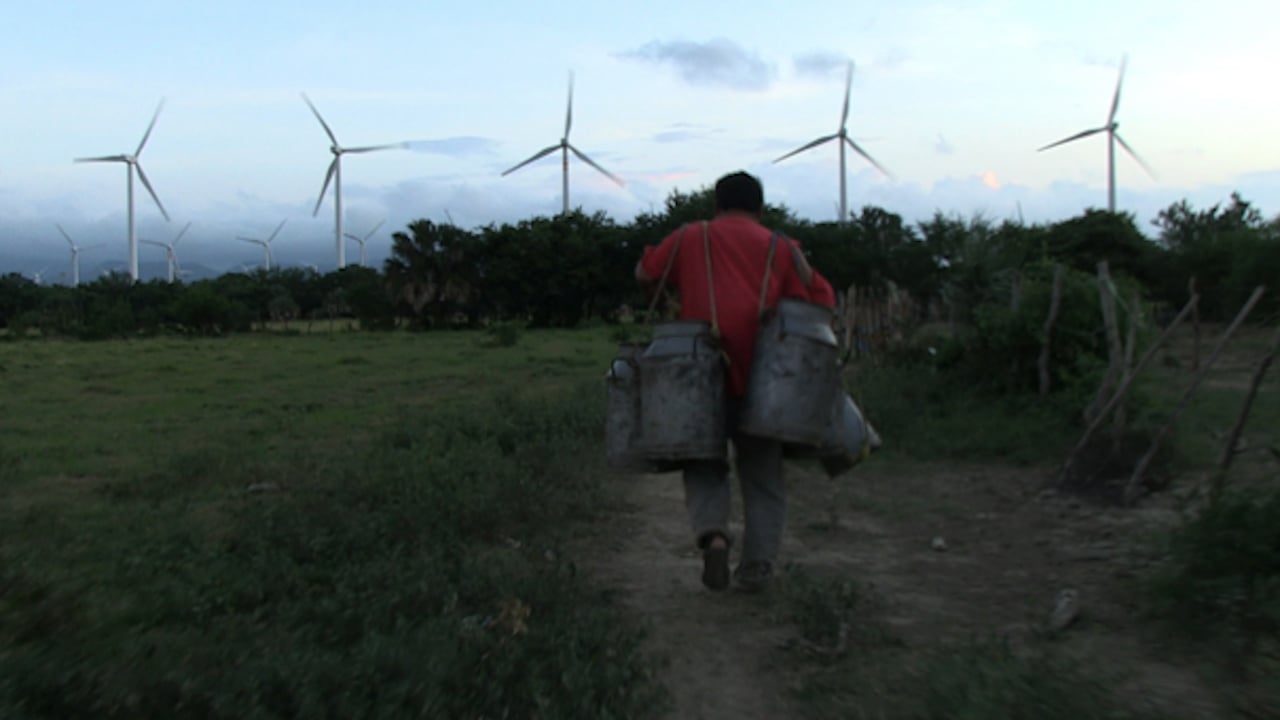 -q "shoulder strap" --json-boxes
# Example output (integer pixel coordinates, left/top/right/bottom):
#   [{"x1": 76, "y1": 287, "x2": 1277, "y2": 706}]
[
  {"x1": 757, "y1": 231, "x2": 780, "y2": 316},
  {"x1": 644, "y1": 225, "x2": 687, "y2": 324},
  {"x1": 702, "y1": 221, "x2": 720, "y2": 338}
]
